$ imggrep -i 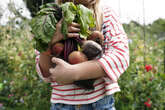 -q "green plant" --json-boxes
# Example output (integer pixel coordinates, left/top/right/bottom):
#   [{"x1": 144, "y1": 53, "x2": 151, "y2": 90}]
[
  {"x1": 0, "y1": 21, "x2": 51, "y2": 110},
  {"x1": 115, "y1": 21, "x2": 165, "y2": 110}
]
